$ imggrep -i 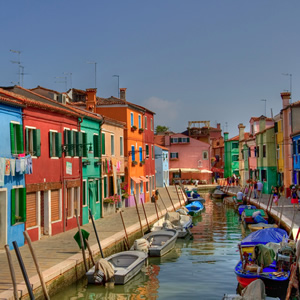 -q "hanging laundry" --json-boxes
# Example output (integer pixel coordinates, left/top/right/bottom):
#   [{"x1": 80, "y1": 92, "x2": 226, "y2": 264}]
[
  {"x1": 16, "y1": 159, "x2": 21, "y2": 173},
  {"x1": 10, "y1": 158, "x2": 15, "y2": 176},
  {"x1": 18, "y1": 153, "x2": 25, "y2": 158},
  {"x1": 20, "y1": 158, "x2": 26, "y2": 174},
  {"x1": 26, "y1": 155, "x2": 33, "y2": 175},
  {"x1": 5, "y1": 159, "x2": 11, "y2": 176},
  {"x1": 106, "y1": 159, "x2": 109, "y2": 173},
  {"x1": 0, "y1": 158, "x2": 5, "y2": 186}
]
